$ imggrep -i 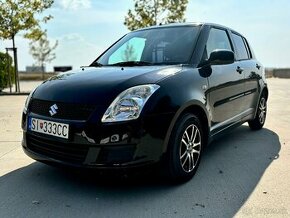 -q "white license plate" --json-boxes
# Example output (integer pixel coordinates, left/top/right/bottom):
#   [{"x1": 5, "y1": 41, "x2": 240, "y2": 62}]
[{"x1": 28, "y1": 117, "x2": 69, "y2": 139}]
